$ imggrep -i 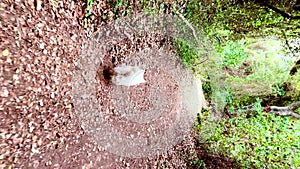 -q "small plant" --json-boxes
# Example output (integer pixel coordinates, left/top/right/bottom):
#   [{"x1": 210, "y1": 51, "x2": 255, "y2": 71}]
[
  {"x1": 85, "y1": 0, "x2": 94, "y2": 17},
  {"x1": 272, "y1": 84, "x2": 286, "y2": 97},
  {"x1": 192, "y1": 160, "x2": 206, "y2": 168},
  {"x1": 113, "y1": 0, "x2": 128, "y2": 18},
  {"x1": 219, "y1": 40, "x2": 248, "y2": 68},
  {"x1": 253, "y1": 98, "x2": 263, "y2": 112}
]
